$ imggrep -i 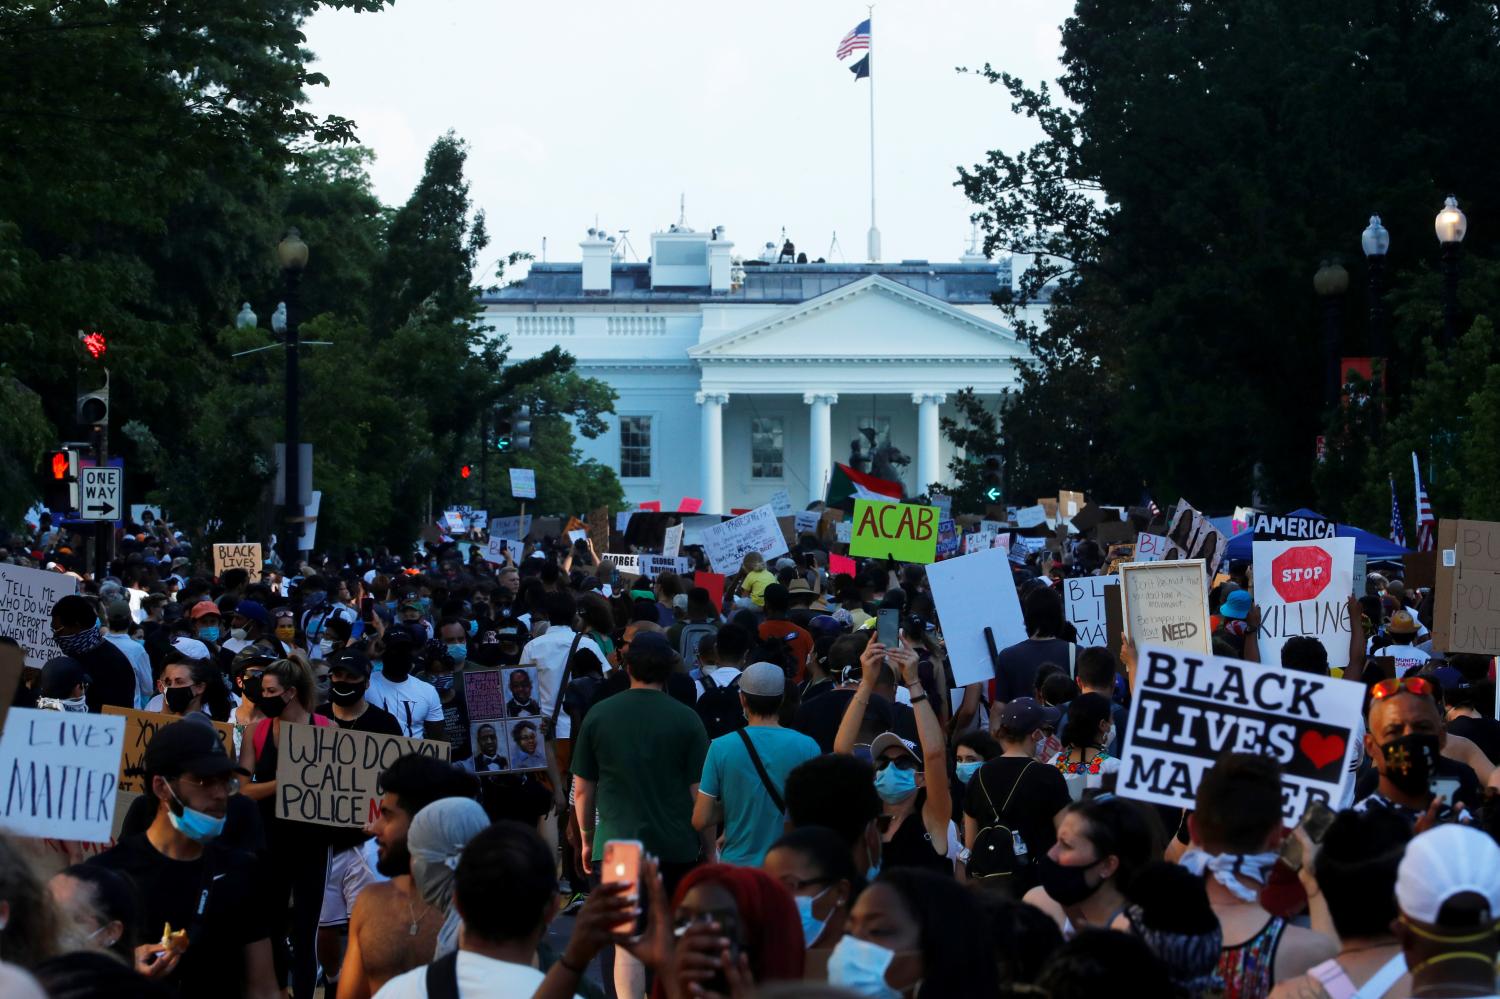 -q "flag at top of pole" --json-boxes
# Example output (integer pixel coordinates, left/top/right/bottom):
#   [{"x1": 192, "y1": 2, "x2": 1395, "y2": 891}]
[
  {"x1": 836, "y1": 13, "x2": 879, "y2": 261},
  {"x1": 836, "y1": 19, "x2": 871, "y2": 61}
]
